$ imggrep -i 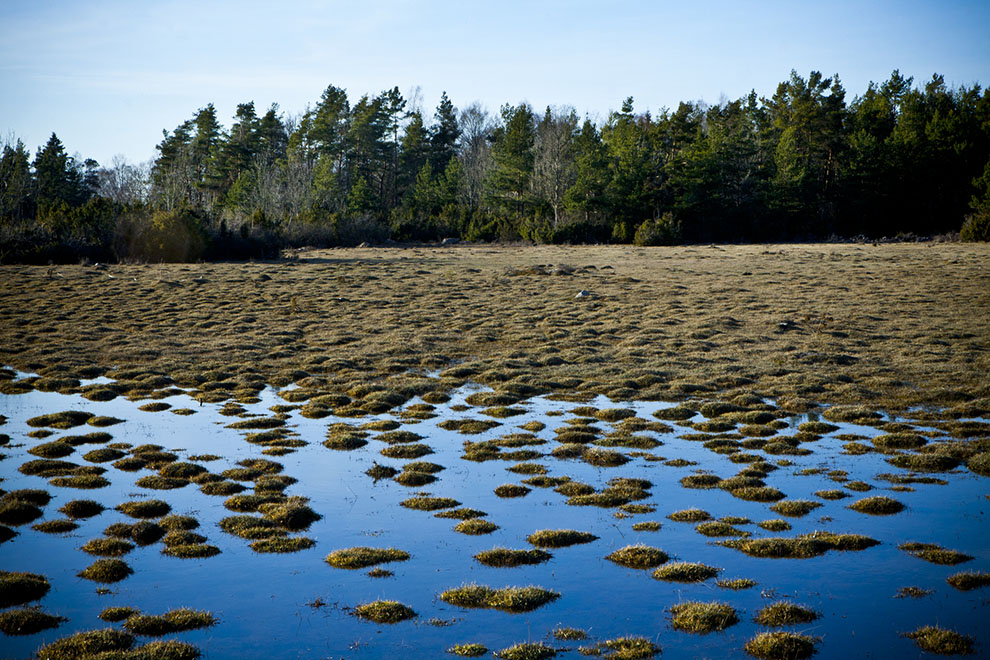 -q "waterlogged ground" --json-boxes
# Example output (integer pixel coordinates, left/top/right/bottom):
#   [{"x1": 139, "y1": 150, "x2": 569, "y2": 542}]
[{"x1": 1, "y1": 372, "x2": 987, "y2": 659}]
